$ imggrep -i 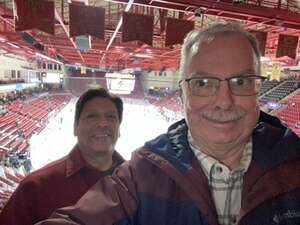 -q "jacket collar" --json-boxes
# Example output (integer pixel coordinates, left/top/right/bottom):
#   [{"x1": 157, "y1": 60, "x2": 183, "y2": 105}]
[
  {"x1": 144, "y1": 119, "x2": 194, "y2": 172},
  {"x1": 66, "y1": 145, "x2": 88, "y2": 178},
  {"x1": 66, "y1": 145, "x2": 125, "y2": 178}
]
